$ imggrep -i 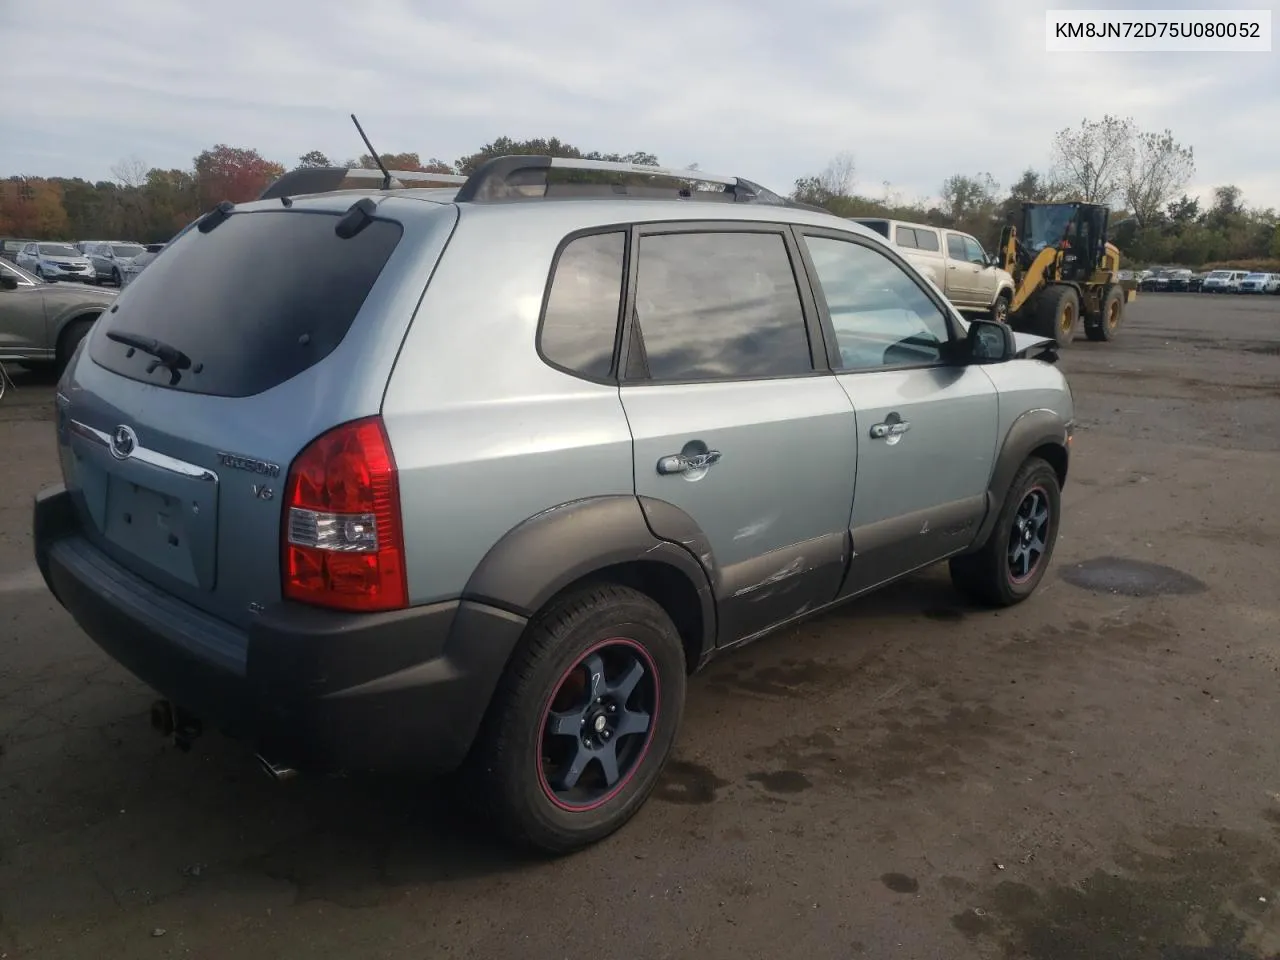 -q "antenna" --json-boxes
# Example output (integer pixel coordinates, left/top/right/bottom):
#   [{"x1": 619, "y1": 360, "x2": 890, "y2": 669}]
[{"x1": 350, "y1": 113, "x2": 392, "y2": 191}]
